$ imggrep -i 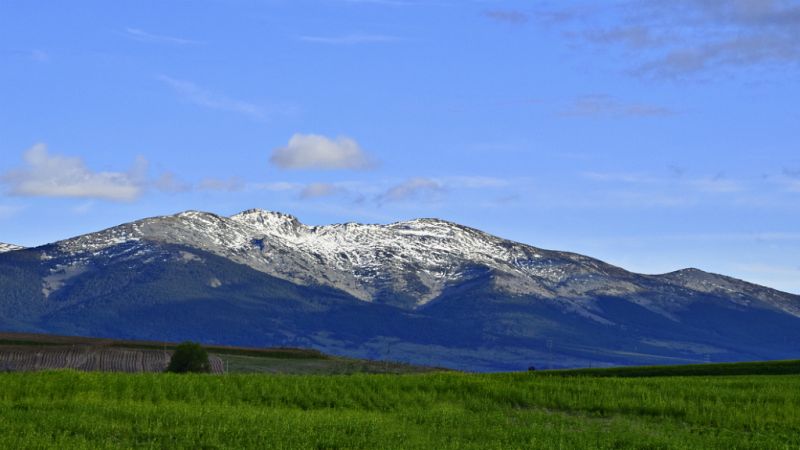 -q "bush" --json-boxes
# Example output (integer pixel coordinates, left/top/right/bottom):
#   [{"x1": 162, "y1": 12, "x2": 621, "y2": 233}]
[{"x1": 166, "y1": 342, "x2": 210, "y2": 373}]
